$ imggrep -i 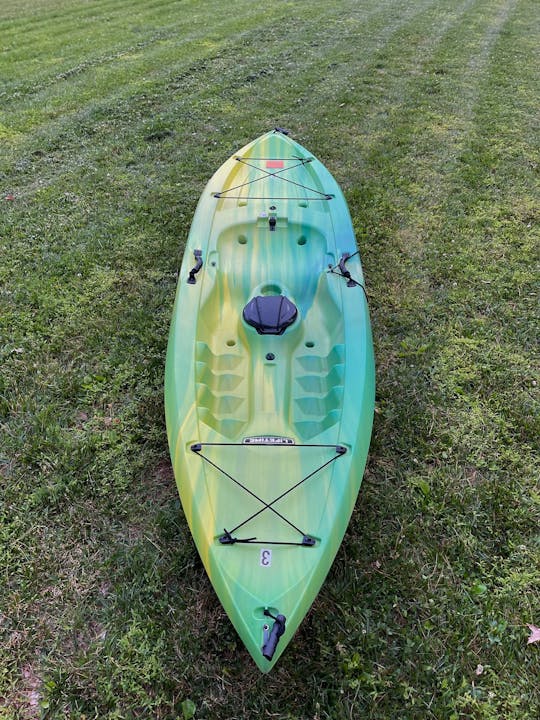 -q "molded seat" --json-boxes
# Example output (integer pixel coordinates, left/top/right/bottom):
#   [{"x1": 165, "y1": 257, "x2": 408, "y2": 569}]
[{"x1": 243, "y1": 295, "x2": 298, "y2": 335}]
